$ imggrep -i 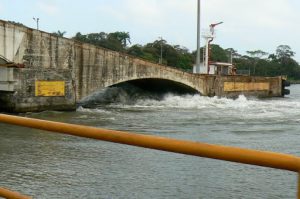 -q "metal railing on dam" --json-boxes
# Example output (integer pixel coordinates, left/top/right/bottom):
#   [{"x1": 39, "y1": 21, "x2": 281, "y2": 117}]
[
  {"x1": 0, "y1": 113, "x2": 300, "y2": 198},
  {"x1": 0, "y1": 187, "x2": 31, "y2": 199}
]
